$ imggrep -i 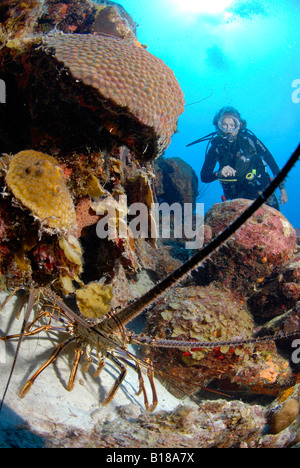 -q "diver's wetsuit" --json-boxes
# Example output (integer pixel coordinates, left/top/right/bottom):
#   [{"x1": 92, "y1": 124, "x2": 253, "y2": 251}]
[{"x1": 200, "y1": 129, "x2": 282, "y2": 210}]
